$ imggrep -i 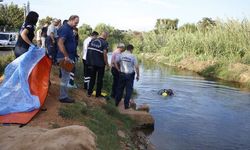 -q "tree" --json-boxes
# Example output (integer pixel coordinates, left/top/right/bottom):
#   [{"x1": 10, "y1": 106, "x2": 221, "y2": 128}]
[
  {"x1": 197, "y1": 17, "x2": 216, "y2": 31},
  {"x1": 38, "y1": 16, "x2": 53, "y2": 28},
  {"x1": 0, "y1": 3, "x2": 24, "y2": 31},
  {"x1": 155, "y1": 19, "x2": 179, "y2": 33},
  {"x1": 78, "y1": 23, "x2": 92, "y2": 41},
  {"x1": 94, "y1": 23, "x2": 124, "y2": 49}
]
